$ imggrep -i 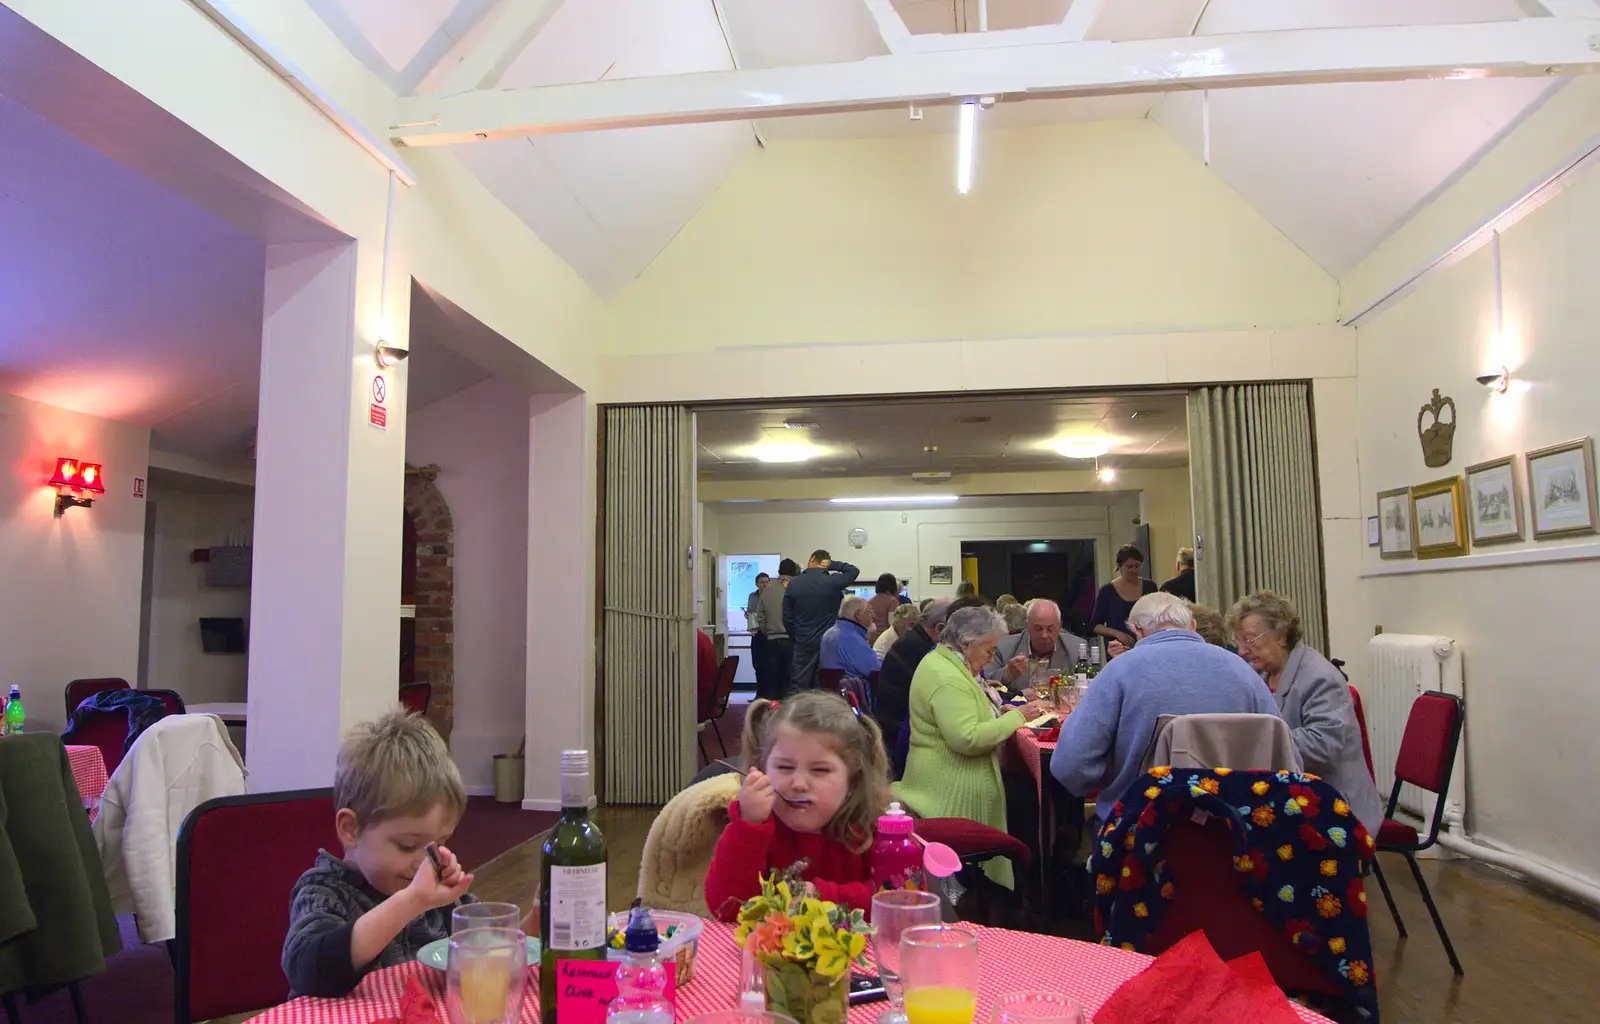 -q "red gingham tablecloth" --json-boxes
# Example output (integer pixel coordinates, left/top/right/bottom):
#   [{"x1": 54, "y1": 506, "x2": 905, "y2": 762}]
[
  {"x1": 65, "y1": 744, "x2": 108, "y2": 824},
  {"x1": 1010, "y1": 728, "x2": 1056, "y2": 795},
  {"x1": 245, "y1": 920, "x2": 1334, "y2": 1024}
]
